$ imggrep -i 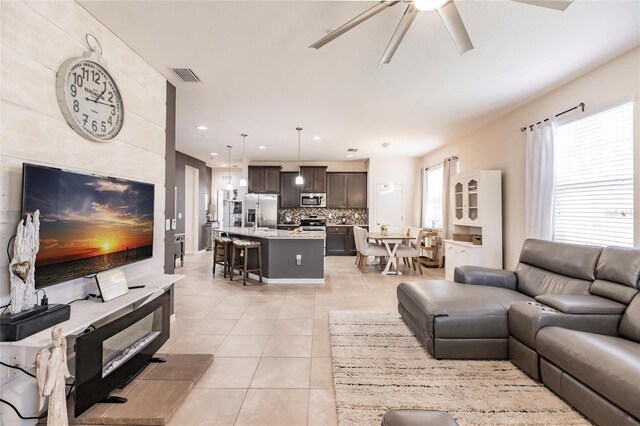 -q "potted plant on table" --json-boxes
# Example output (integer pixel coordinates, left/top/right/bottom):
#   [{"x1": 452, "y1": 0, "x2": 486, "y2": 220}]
[{"x1": 379, "y1": 222, "x2": 389, "y2": 234}]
